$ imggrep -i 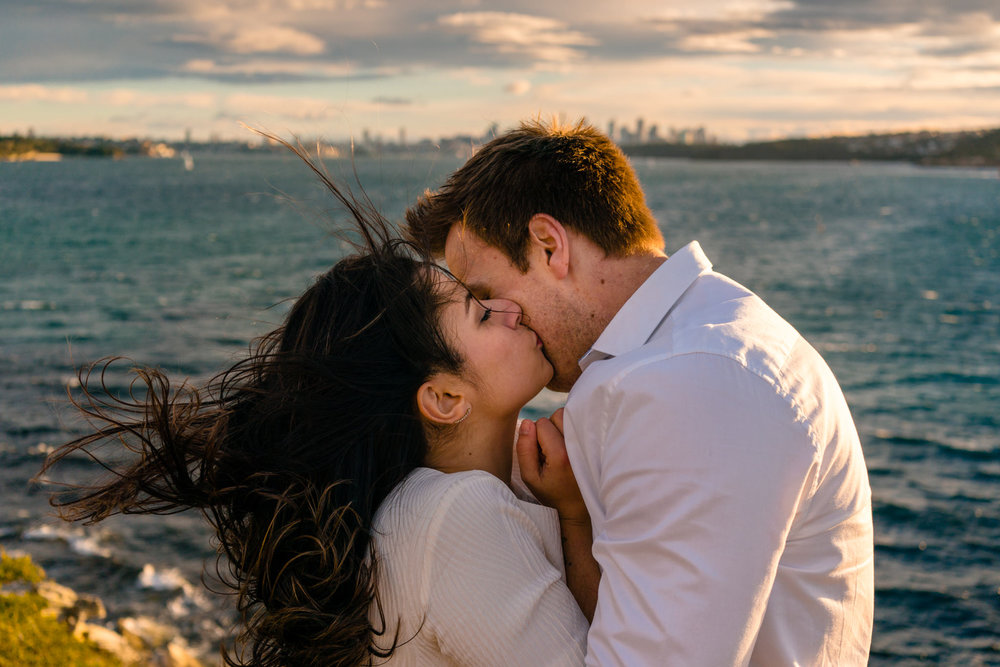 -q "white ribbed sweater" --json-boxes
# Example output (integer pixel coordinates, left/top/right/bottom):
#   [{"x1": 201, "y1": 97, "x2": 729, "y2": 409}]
[{"x1": 369, "y1": 467, "x2": 588, "y2": 666}]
